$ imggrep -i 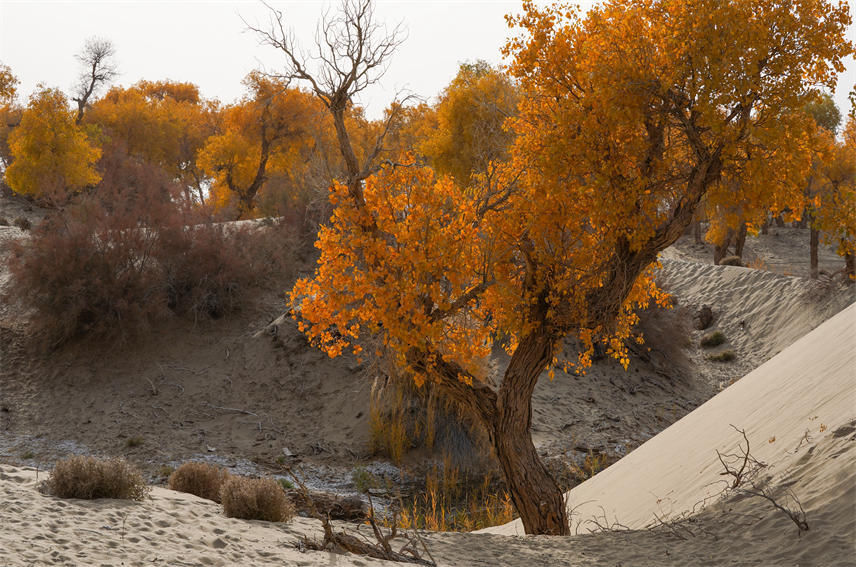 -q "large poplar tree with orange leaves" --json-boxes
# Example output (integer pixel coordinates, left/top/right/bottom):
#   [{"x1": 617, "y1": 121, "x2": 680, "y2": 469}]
[{"x1": 290, "y1": 0, "x2": 852, "y2": 535}]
